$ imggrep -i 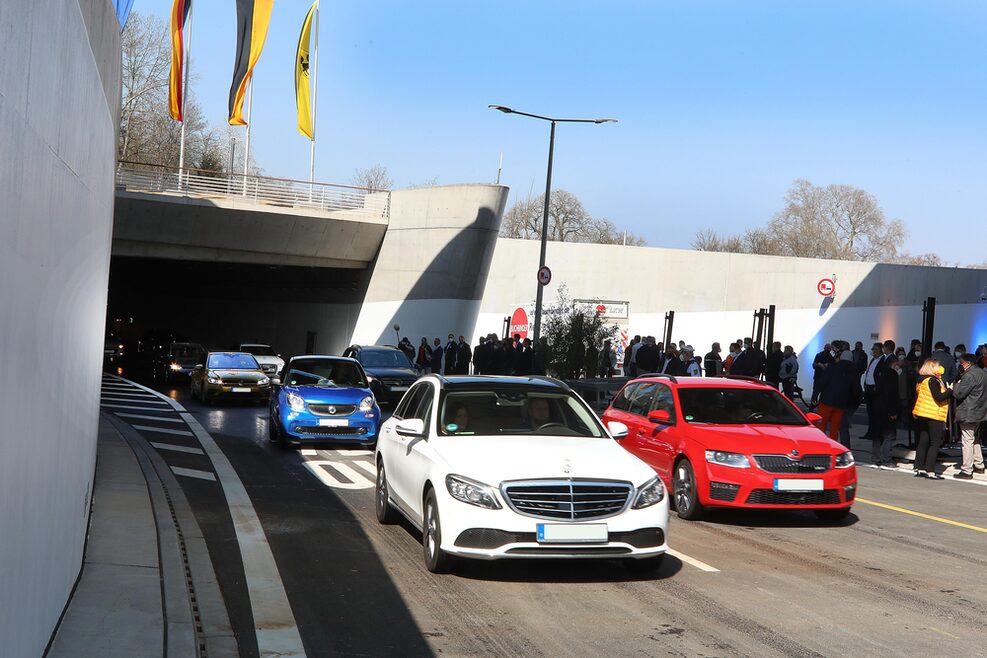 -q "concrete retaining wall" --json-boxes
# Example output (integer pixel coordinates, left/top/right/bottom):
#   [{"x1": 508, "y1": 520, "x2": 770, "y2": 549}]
[{"x1": 0, "y1": 0, "x2": 120, "y2": 654}]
